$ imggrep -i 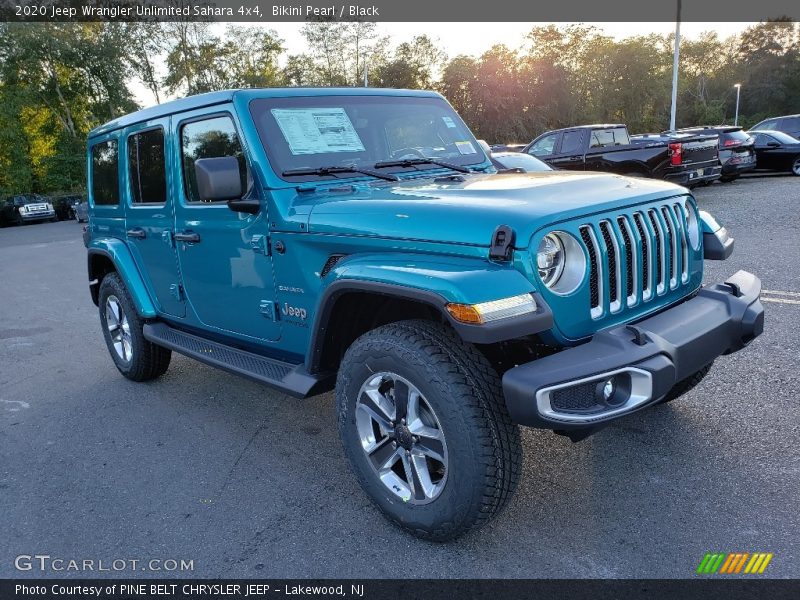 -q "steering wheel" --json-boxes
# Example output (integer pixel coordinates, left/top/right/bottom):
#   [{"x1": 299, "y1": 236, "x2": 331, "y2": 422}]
[{"x1": 391, "y1": 148, "x2": 427, "y2": 160}]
